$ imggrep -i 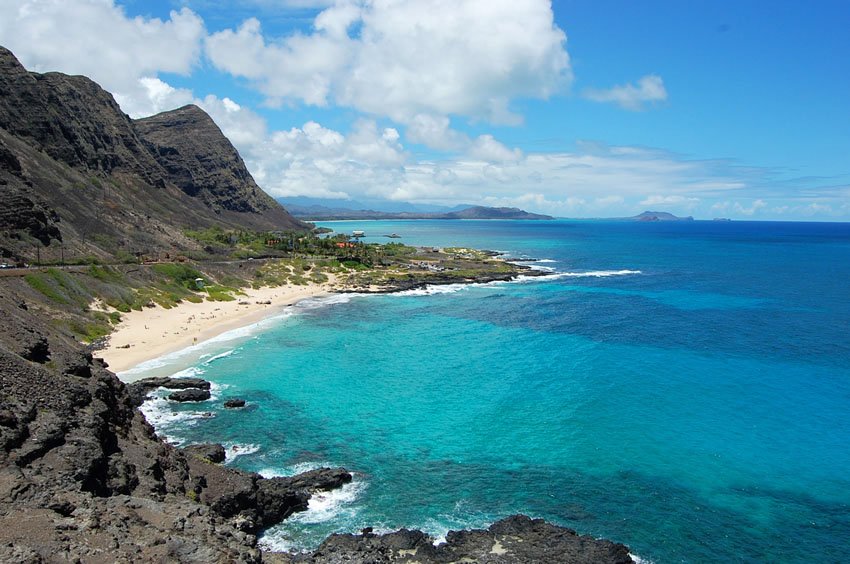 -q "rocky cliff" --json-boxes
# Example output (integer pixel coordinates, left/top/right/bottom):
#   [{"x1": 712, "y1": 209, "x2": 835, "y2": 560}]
[
  {"x1": 0, "y1": 46, "x2": 305, "y2": 264},
  {"x1": 135, "y1": 105, "x2": 291, "y2": 222}
]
